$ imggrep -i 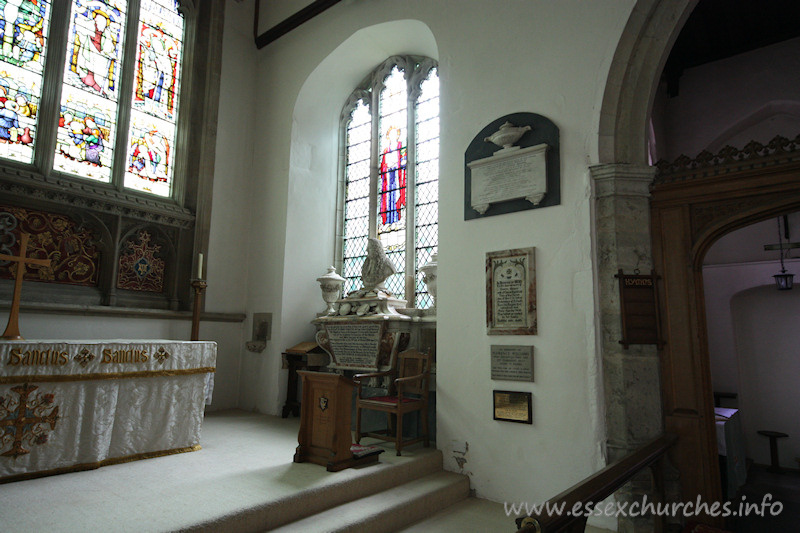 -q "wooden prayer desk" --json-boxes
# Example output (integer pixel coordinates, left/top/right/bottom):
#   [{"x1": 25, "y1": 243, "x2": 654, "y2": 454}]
[
  {"x1": 294, "y1": 371, "x2": 382, "y2": 472},
  {"x1": 0, "y1": 340, "x2": 216, "y2": 482},
  {"x1": 281, "y1": 342, "x2": 328, "y2": 418}
]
